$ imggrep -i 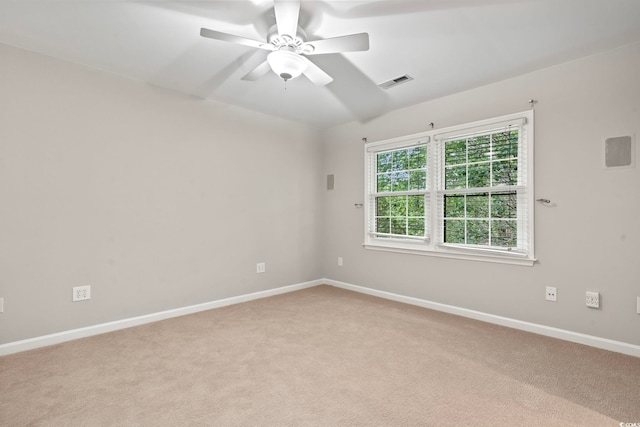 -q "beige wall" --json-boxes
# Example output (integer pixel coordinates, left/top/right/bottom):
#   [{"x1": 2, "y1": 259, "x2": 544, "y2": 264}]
[
  {"x1": 0, "y1": 44, "x2": 322, "y2": 343},
  {"x1": 322, "y1": 42, "x2": 640, "y2": 346}
]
